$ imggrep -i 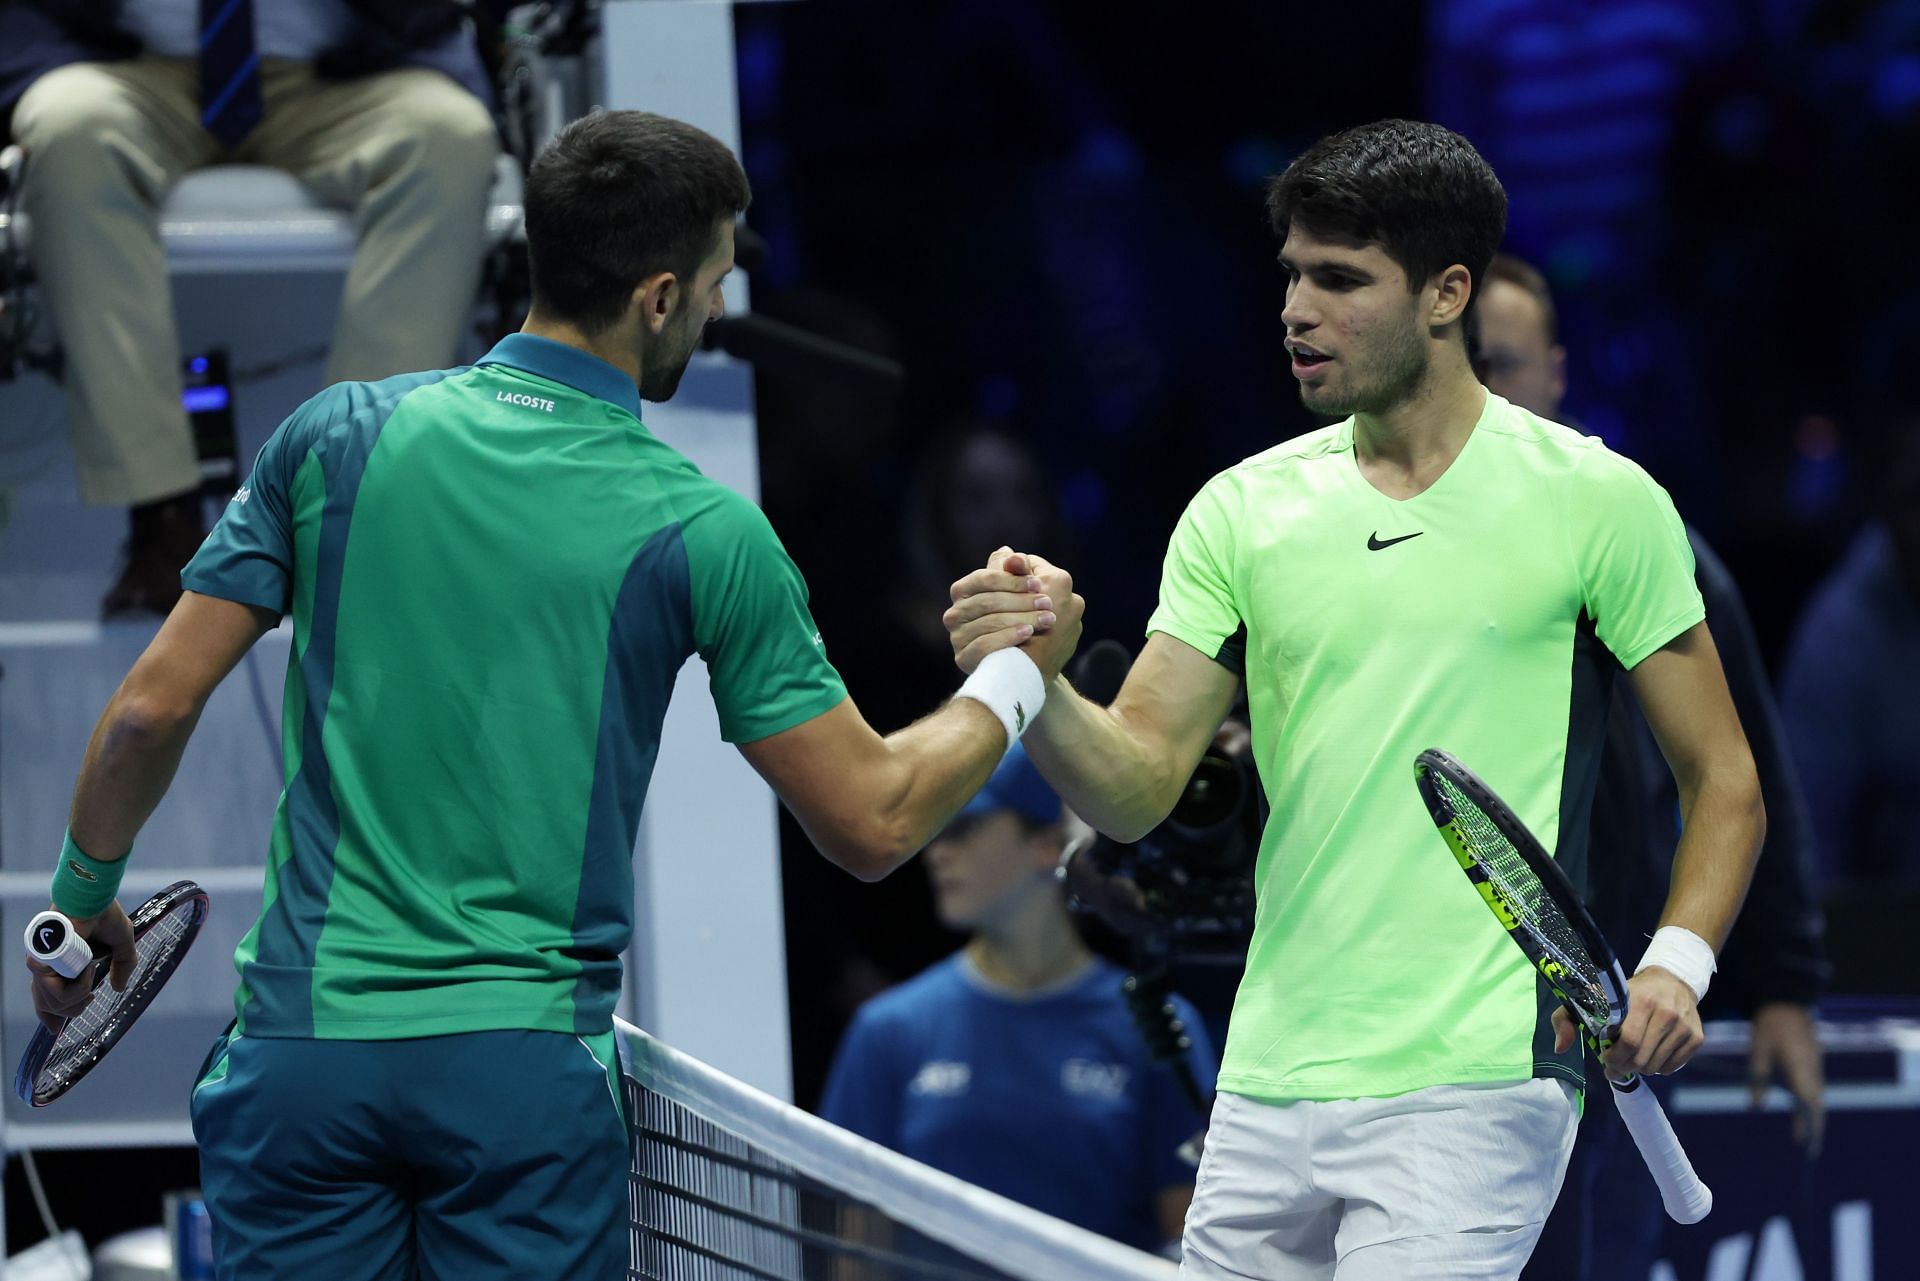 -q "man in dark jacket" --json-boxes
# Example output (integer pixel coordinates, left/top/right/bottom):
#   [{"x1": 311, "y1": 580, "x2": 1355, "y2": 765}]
[
  {"x1": 2, "y1": 0, "x2": 501, "y2": 616},
  {"x1": 1476, "y1": 252, "x2": 1829, "y2": 1281}
]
